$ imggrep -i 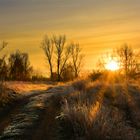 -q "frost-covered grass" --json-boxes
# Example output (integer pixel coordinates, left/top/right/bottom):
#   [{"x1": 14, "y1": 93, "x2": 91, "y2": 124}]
[
  {"x1": 5, "y1": 81, "x2": 50, "y2": 93},
  {"x1": 56, "y1": 78, "x2": 140, "y2": 140},
  {"x1": 0, "y1": 81, "x2": 52, "y2": 114},
  {"x1": 0, "y1": 85, "x2": 19, "y2": 113}
]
